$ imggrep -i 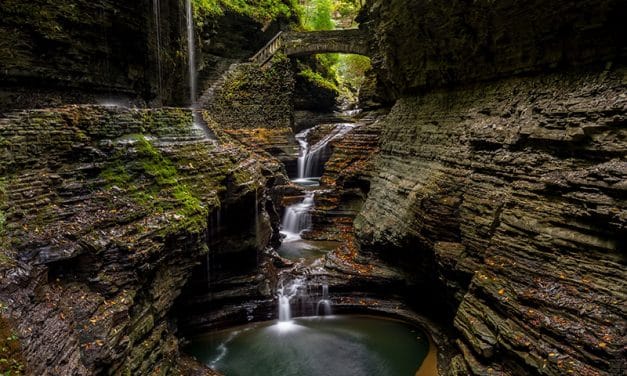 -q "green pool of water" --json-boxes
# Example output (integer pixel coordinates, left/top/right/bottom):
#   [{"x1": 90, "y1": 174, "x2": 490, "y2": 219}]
[
  {"x1": 277, "y1": 239, "x2": 340, "y2": 263},
  {"x1": 186, "y1": 315, "x2": 430, "y2": 376}
]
